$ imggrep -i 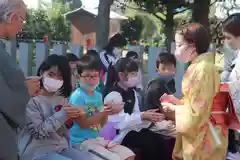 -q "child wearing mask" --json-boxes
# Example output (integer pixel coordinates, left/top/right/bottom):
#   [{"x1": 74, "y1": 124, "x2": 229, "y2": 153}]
[
  {"x1": 18, "y1": 55, "x2": 92, "y2": 160},
  {"x1": 103, "y1": 58, "x2": 169, "y2": 160},
  {"x1": 144, "y1": 52, "x2": 176, "y2": 111},
  {"x1": 86, "y1": 50, "x2": 105, "y2": 93},
  {"x1": 125, "y1": 51, "x2": 144, "y2": 109},
  {"x1": 66, "y1": 53, "x2": 80, "y2": 91},
  {"x1": 69, "y1": 54, "x2": 135, "y2": 160}
]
